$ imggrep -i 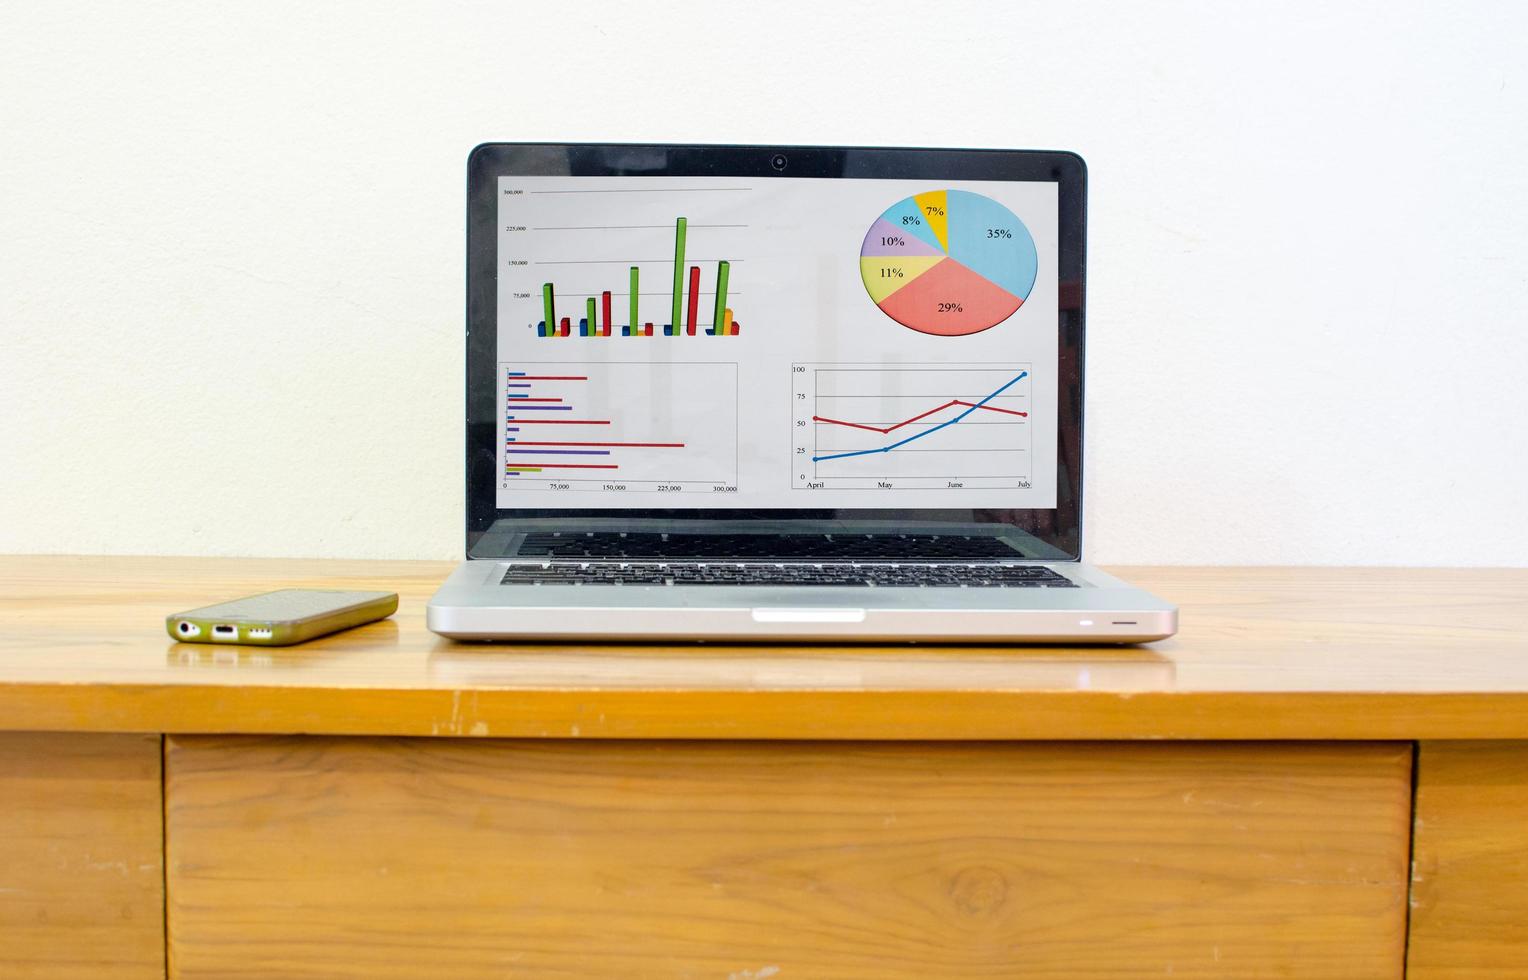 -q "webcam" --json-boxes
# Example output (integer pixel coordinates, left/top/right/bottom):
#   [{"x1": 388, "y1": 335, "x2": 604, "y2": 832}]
[{"x1": 770, "y1": 153, "x2": 788, "y2": 171}]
